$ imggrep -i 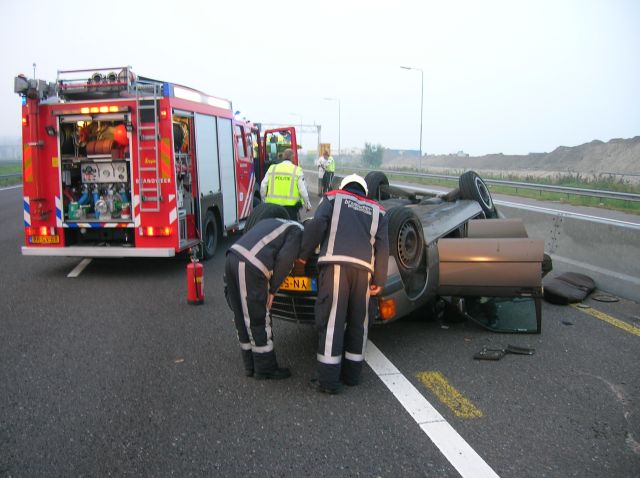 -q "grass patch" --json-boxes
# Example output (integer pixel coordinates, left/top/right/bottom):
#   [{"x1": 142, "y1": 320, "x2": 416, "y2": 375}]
[{"x1": 0, "y1": 161, "x2": 22, "y2": 187}]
